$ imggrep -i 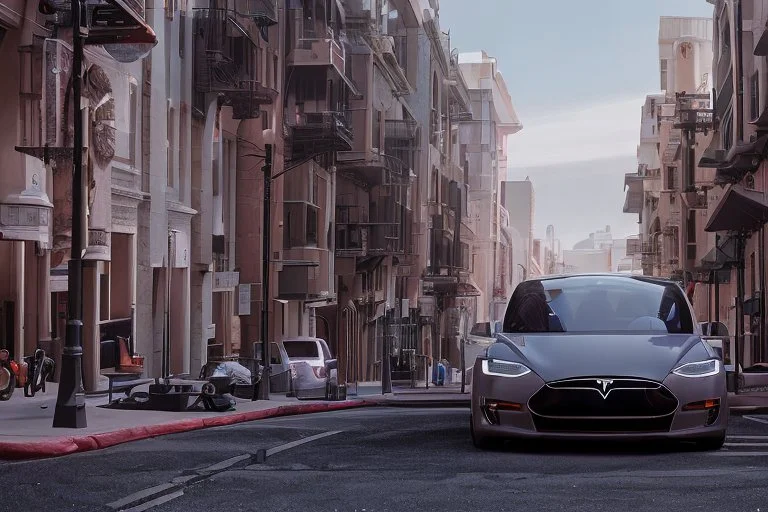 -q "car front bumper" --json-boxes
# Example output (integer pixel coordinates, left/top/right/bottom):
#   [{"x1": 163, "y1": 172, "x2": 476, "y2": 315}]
[{"x1": 471, "y1": 361, "x2": 729, "y2": 442}]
